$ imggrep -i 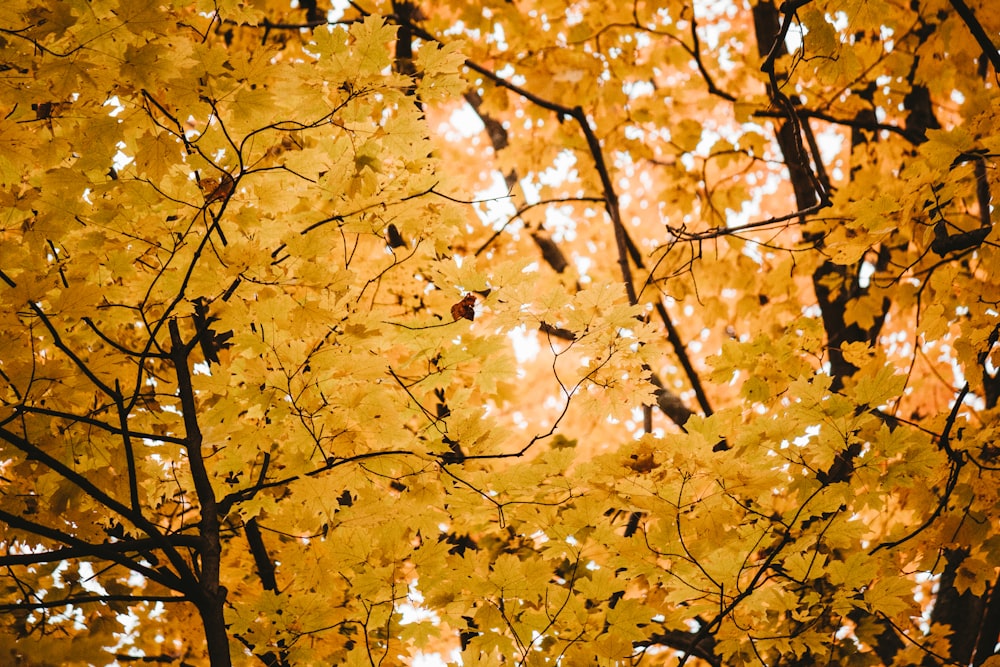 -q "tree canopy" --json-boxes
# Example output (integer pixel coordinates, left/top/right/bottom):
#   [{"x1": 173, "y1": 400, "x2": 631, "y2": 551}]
[{"x1": 1, "y1": 0, "x2": 999, "y2": 665}]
